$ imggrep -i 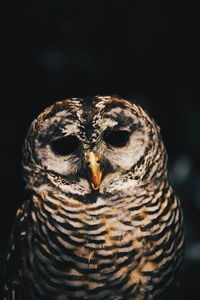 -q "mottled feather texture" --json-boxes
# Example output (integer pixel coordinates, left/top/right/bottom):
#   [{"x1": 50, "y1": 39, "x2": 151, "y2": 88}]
[{"x1": 4, "y1": 96, "x2": 184, "y2": 300}]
